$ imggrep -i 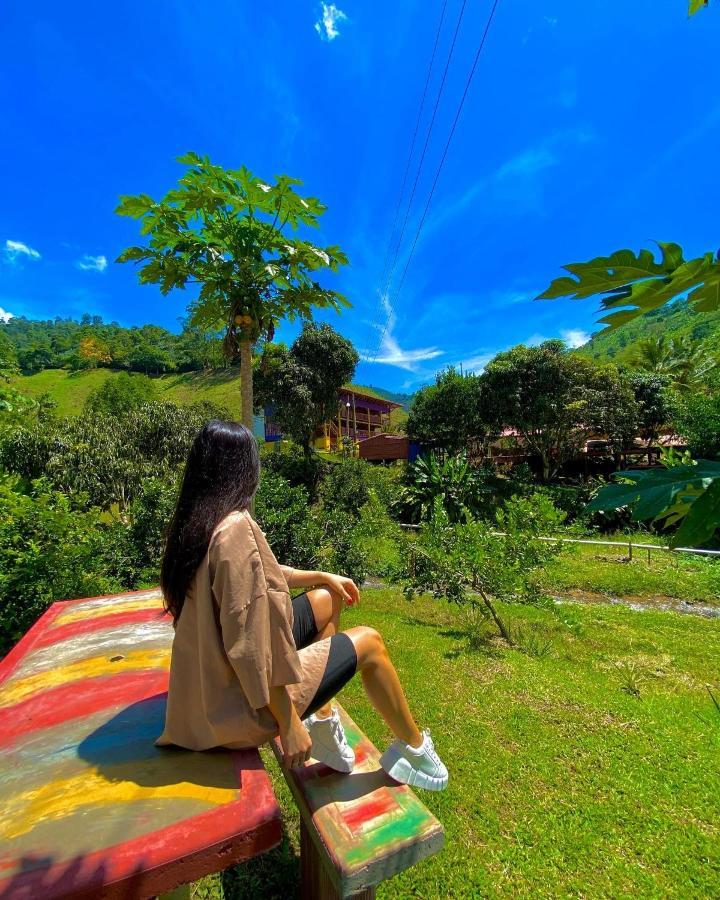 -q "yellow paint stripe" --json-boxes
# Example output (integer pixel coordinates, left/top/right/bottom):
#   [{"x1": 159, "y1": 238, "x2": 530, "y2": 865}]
[
  {"x1": 0, "y1": 768, "x2": 237, "y2": 841},
  {"x1": 0, "y1": 648, "x2": 170, "y2": 707},
  {"x1": 52, "y1": 597, "x2": 163, "y2": 626}
]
